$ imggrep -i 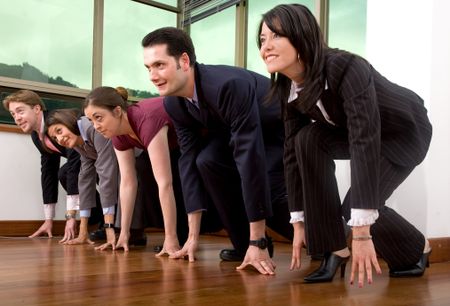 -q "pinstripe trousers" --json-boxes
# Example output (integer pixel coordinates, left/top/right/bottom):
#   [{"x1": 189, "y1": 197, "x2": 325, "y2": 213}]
[{"x1": 295, "y1": 122, "x2": 424, "y2": 269}]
